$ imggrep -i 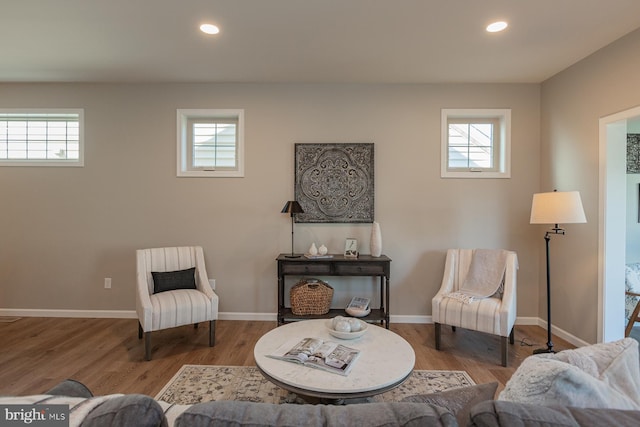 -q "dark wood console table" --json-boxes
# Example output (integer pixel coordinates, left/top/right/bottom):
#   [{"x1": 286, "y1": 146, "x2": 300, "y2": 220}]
[{"x1": 276, "y1": 254, "x2": 391, "y2": 328}]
